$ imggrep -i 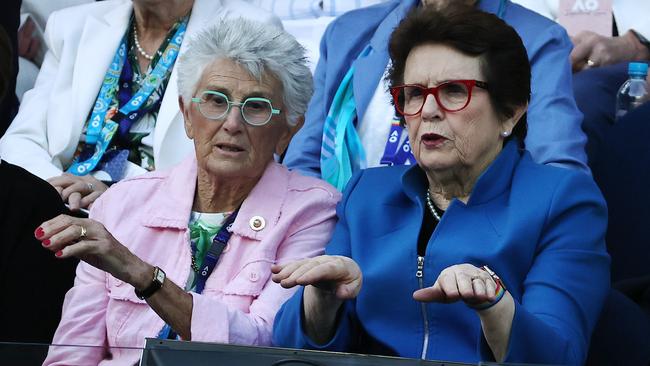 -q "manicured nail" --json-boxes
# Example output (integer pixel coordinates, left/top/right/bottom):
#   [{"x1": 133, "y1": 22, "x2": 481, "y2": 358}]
[
  {"x1": 55, "y1": 251, "x2": 63, "y2": 257},
  {"x1": 42, "y1": 239, "x2": 50, "y2": 247},
  {"x1": 35, "y1": 227, "x2": 44, "y2": 239}
]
